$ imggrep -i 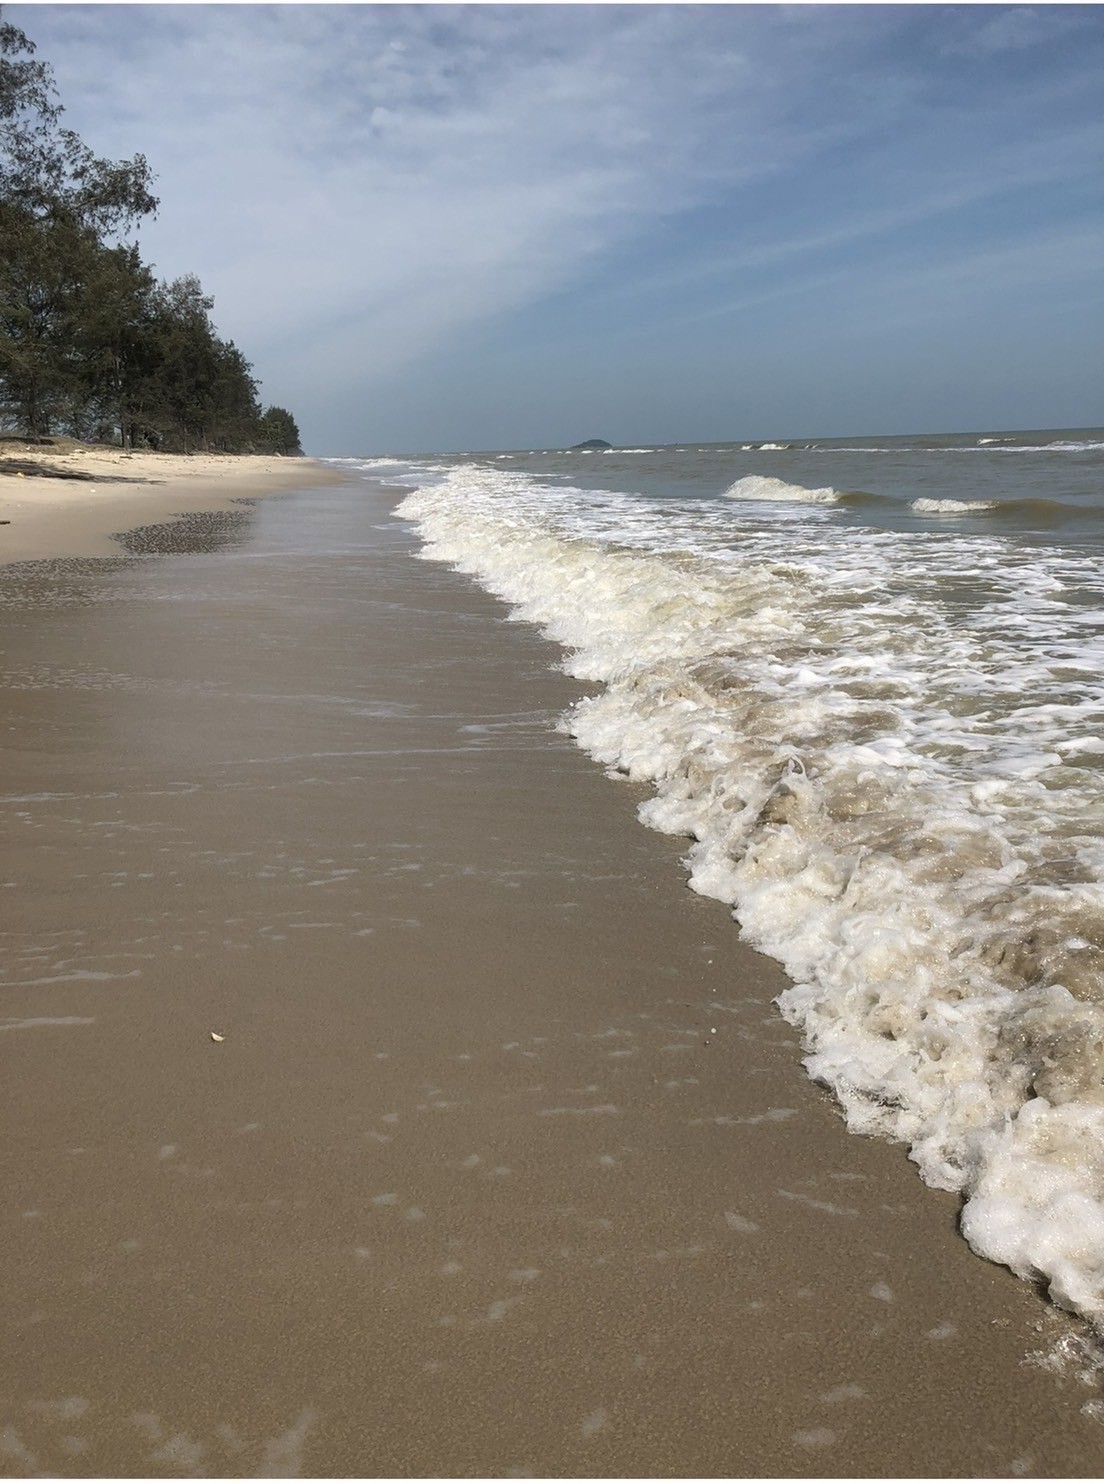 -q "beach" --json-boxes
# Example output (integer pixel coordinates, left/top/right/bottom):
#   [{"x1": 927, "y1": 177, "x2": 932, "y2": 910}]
[
  {"x1": 0, "y1": 445, "x2": 335, "y2": 564},
  {"x1": 3, "y1": 464, "x2": 1104, "y2": 1477}
]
